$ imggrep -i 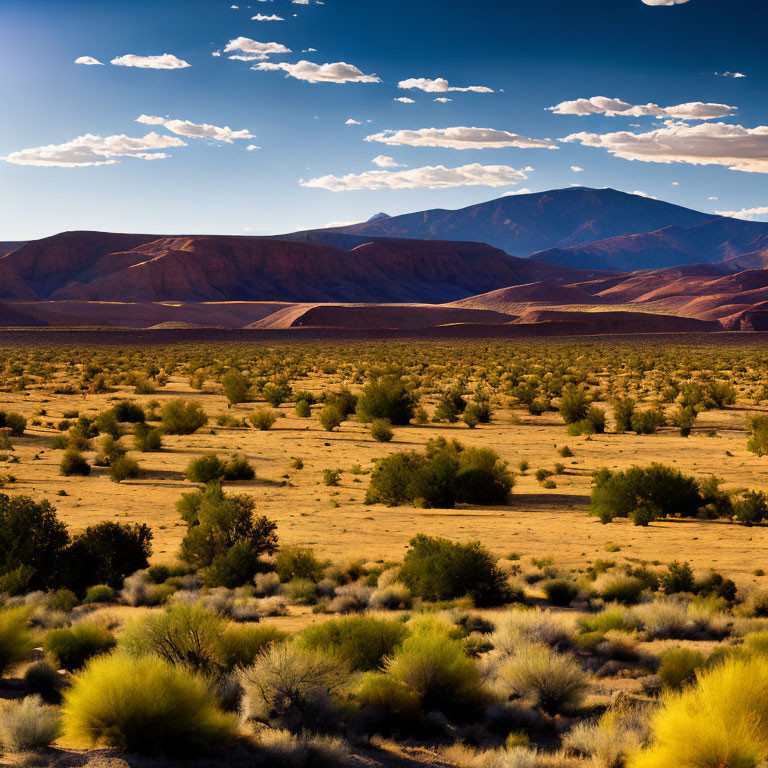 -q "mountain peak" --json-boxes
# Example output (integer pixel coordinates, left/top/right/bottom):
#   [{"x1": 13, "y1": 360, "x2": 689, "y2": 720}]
[{"x1": 366, "y1": 212, "x2": 391, "y2": 223}]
